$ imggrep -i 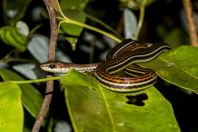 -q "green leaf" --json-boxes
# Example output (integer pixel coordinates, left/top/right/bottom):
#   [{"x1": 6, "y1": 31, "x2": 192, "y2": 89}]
[
  {"x1": 16, "y1": 21, "x2": 29, "y2": 37},
  {"x1": 123, "y1": 8, "x2": 137, "y2": 38},
  {"x1": 64, "y1": 37, "x2": 79, "y2": 51},
  {"x1": 60, "y1": 10, "x2": 86, "y2": 36},
  {"x1": 59, "y1": 0, "x2": 89, "y2": 48},
  {"x1": 60, "y1": 10, "x2": 86, "y2": 49},
  {"x1": 0, "y1": 83, "x2": 23, "y2": 132},
  {"x1": 59, "y1": 0, "x2": 88, "y2": 35},
  {"x1": 61, "y1": 70, "x2": 180, "y2": 132},
  {"x1": 0, "y1": 26, "x2": 28, "y2": 52},
  {"x1": 0, "y1": 68, "x2": 43, "y2": 118},
  {"x1": 141, "y1": 46, "x2": 198, "y2": 94},
  {"x1": 60, "y1": 0, "x2": 89, "y2": 11}
]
